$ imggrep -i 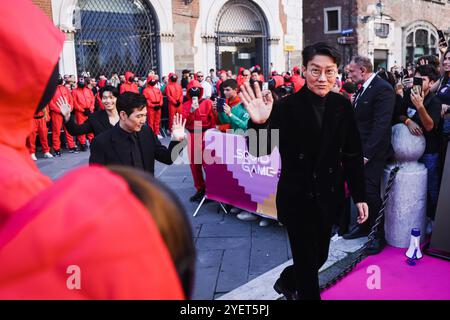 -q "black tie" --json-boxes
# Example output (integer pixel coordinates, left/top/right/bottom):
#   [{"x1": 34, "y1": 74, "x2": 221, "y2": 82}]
[
  {"x1": 129, "y1": 133, "x2": 144, "y2": 170},
  {"x1": 353, "y1": 86, "x2": 364, "y2": 107}
]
